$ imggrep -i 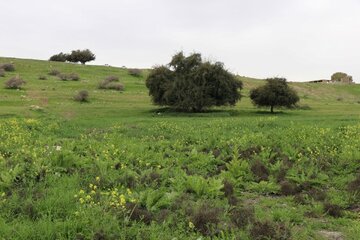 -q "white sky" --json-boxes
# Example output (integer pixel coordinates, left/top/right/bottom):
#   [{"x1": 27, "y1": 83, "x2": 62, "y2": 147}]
[{"x1": 1, "y1": 0, "x2": 359, "y2": 82}]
